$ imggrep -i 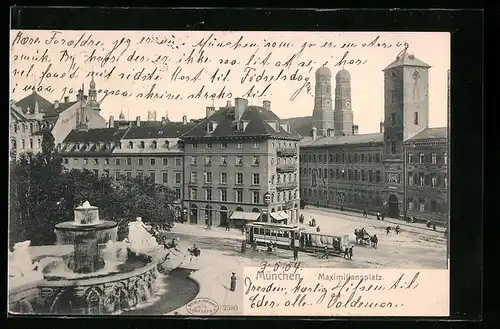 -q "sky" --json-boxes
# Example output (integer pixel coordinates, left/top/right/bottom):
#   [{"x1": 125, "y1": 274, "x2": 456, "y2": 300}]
[{"x1": 10, "y1": 31, "x2": 450, "y2": 134}]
